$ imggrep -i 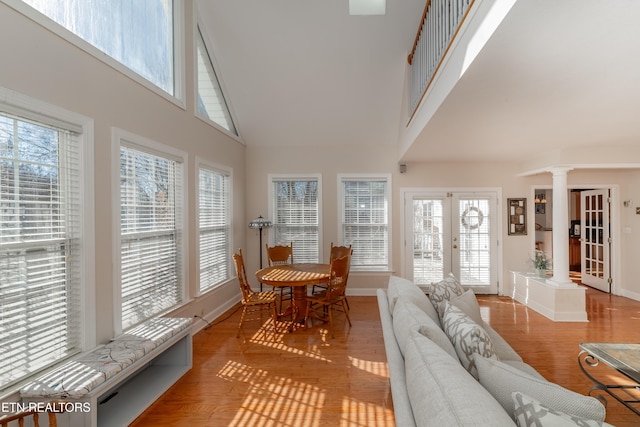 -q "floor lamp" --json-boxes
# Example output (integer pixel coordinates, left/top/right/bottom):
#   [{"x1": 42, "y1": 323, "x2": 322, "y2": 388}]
[{"x1": 248, "y1": 215, "x2": 272, "y2": 291}]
